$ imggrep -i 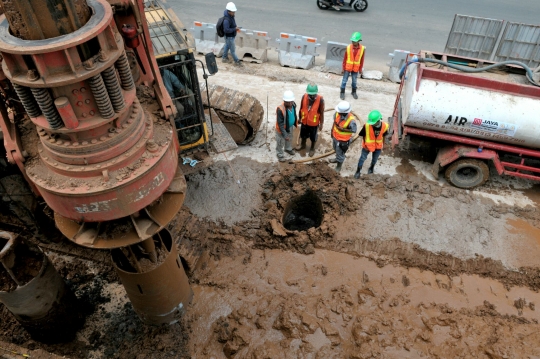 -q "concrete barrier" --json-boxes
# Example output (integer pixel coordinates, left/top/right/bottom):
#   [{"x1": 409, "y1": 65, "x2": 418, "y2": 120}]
[
  {"x1": 235, "y1": 29, "x2": 270, "y2": 63},
  {"x1": 275, "y1": 33, "x2": 320, "y2": 70},
  {"x1": 324, "y1": 41, "x2": 347, "y2": 74},
  {"x1": 387, "y1": 50, "x2": 414, "y2": 83},
  {"x1": 190, "y1": 21, "x2": 225, "y2": 56}
]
